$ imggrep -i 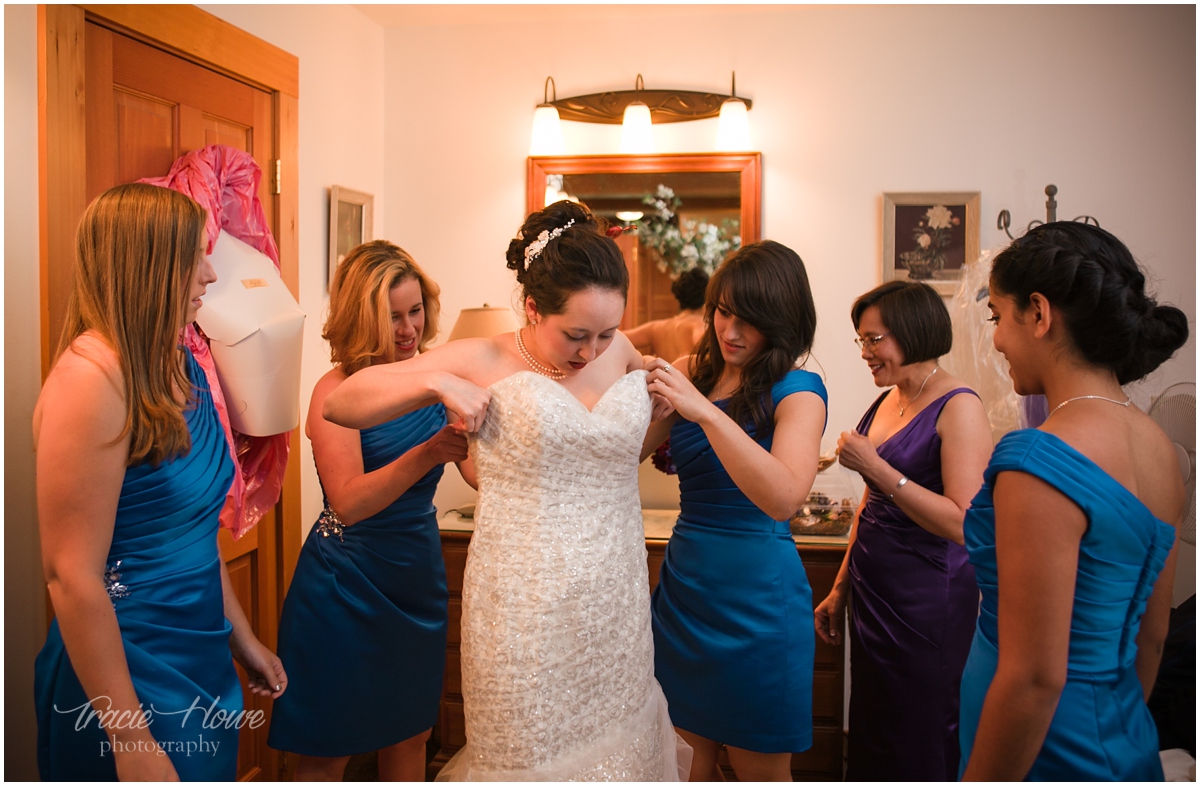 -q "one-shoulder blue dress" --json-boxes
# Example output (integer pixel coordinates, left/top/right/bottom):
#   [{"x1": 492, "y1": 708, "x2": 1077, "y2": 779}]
[
  {"x1": 652, "y1": 369, "x2": 827, "y2": 753},
  {"x1": 35, "y1": 349, "x2": 239, "y2": 781},
  {"x1": 959, "y1": 429, "x2": 1174, "y2": 780},
  {"x1": 268, "y1": 404, "x2": 449, "y2": 757}
]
